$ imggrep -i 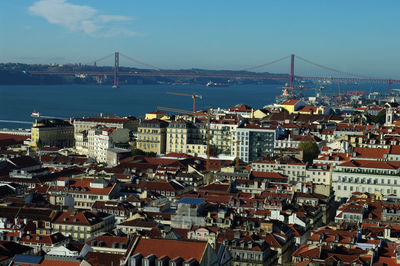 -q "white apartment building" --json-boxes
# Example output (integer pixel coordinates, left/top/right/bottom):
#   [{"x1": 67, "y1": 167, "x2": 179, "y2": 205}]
[
  {"x1": 233, "y1": 123, "x2": 276, "y2": 163},
  {"x1": 252, "y1": 158, "x2": 306, "y2": 183},
  {"x1": 73, "y1": 116, "x2": 136, "y2": 156},
  {"x1": 93, "y1": 128, "x2": 115, "y2": 163},
  {"x1": 332, "y1": 160, "x2": 400, "y2": 201}
]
